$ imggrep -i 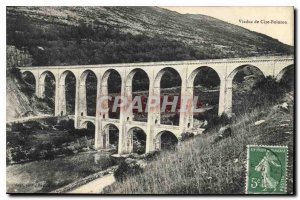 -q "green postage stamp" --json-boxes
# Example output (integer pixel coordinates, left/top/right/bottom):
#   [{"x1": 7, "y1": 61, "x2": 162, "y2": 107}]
[{"x1": 246, "y1": 145, "x2": 288, "y2": 194}]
